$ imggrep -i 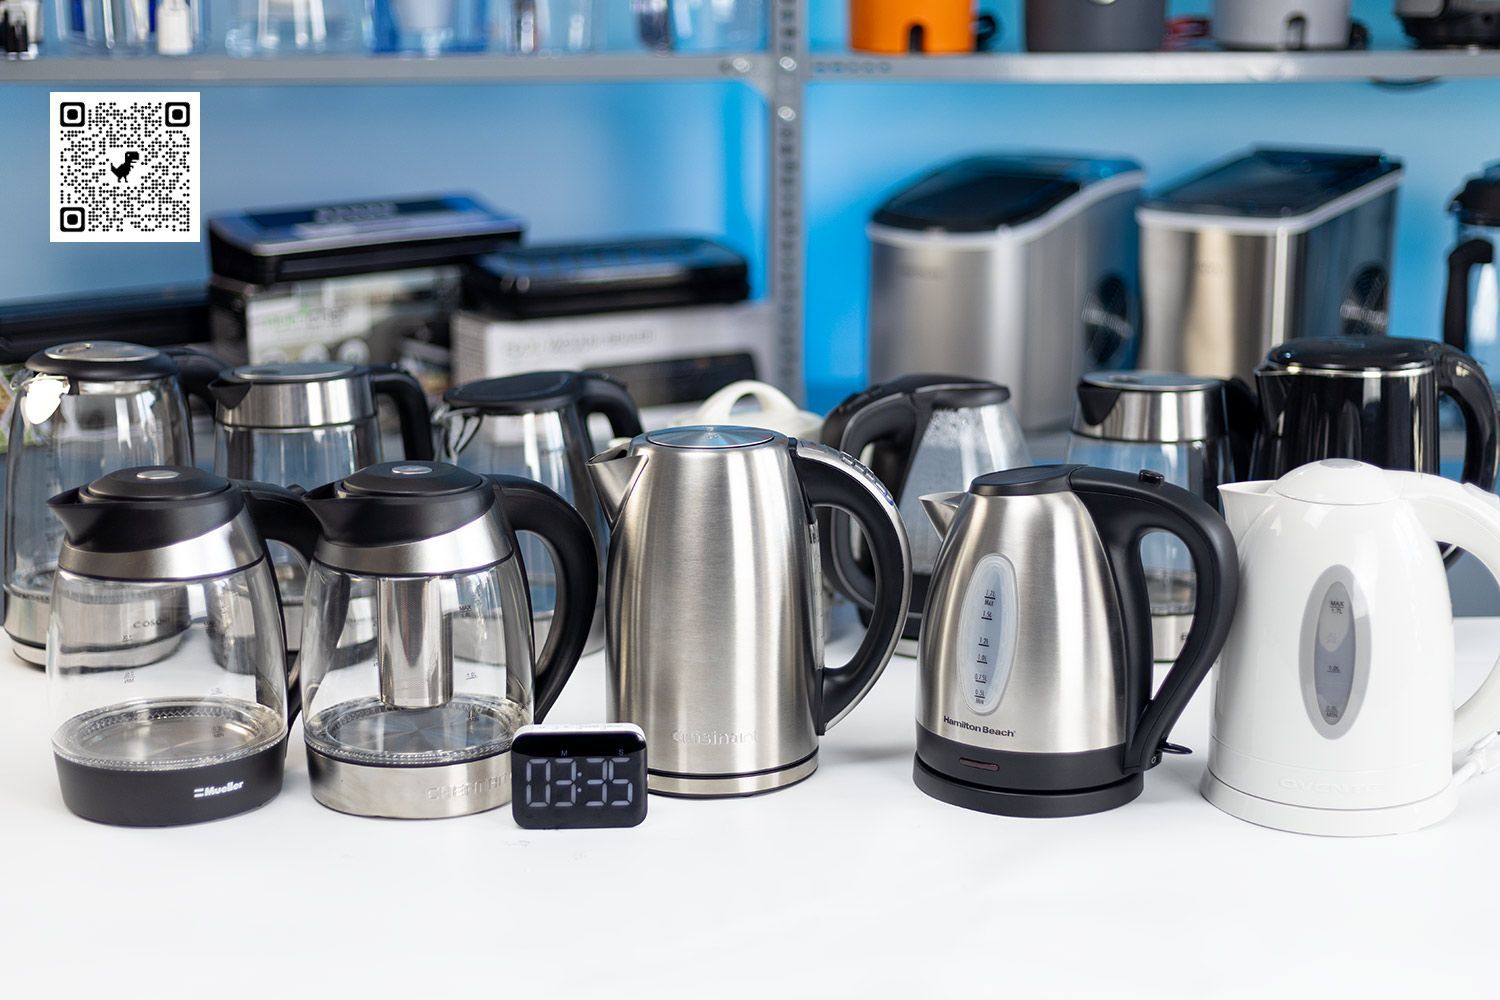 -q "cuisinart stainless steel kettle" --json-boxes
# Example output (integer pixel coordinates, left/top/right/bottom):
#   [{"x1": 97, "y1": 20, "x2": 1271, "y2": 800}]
[
  {"x1": 1206, "y1": 461, "x2": 1500, "y2": 836},
  {"x1": 589, "y1": 427, "x2": 912, "y2": 797},
  {"x1": 916, "y1": 465, "x2": 1239, "y2": 817}
]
